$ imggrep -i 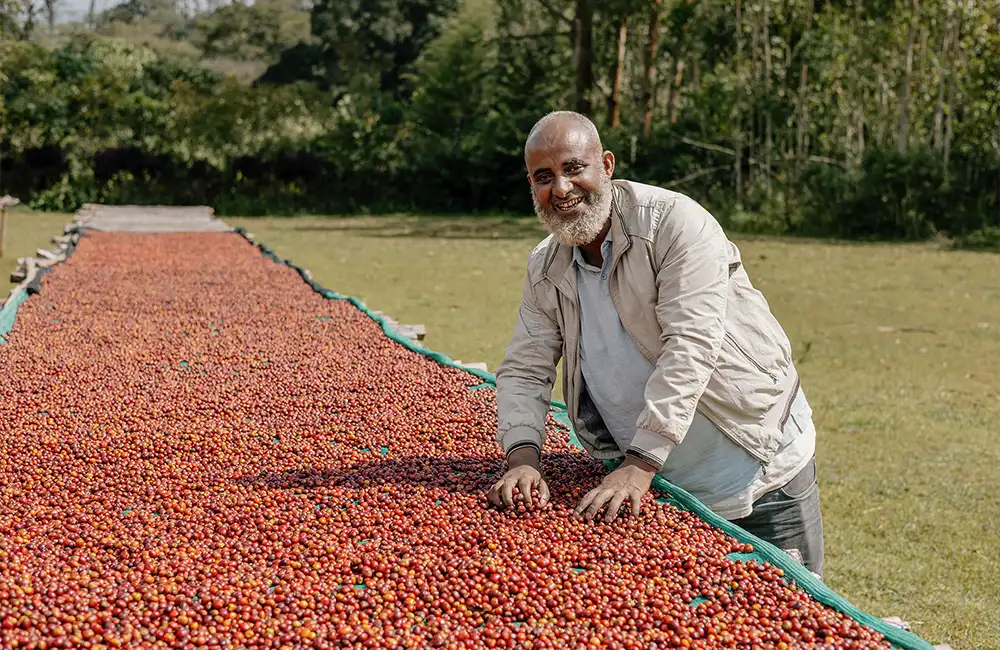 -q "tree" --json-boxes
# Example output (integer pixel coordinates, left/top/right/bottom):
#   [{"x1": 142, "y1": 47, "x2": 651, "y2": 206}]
[
  {"x1": 308, "y1": 0, "x2": 459, "y2": 97},
  {"x1": 897, "y1": 0, "x2": 920, "y2": 153},
  {"x1": 607, "y1": 12, "x2": 627, "y2": 128},
  {"x1": 42, "y1": 0, "x2": 55, "y2": 28},
  {"x1": 641, "y1": 0, "x2": 662, "y2": 141},
  {"x1": 0, "y1": 0, "x2": 37, "y2": 39},
  {"x1": 192, "y1": 0, "x2": 311, "y2": 62},
  {"x1": 571, "y1": 0, "x2": 594, "y2": 115}
]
